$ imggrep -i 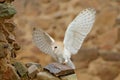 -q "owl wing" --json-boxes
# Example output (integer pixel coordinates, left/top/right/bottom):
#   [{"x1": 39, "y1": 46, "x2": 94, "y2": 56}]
[
  {"x1": 63, "y1": 8, "x2": 96, "y2": 55},
  {"x1": 32, "y1": 28, "x2": 55, "y2": 55}
]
